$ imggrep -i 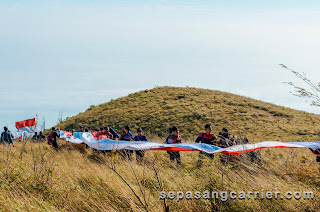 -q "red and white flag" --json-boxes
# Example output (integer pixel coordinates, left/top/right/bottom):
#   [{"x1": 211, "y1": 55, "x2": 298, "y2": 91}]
[{"x1": 15, "y1": 118, "x2": 36, "y2": 133}]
